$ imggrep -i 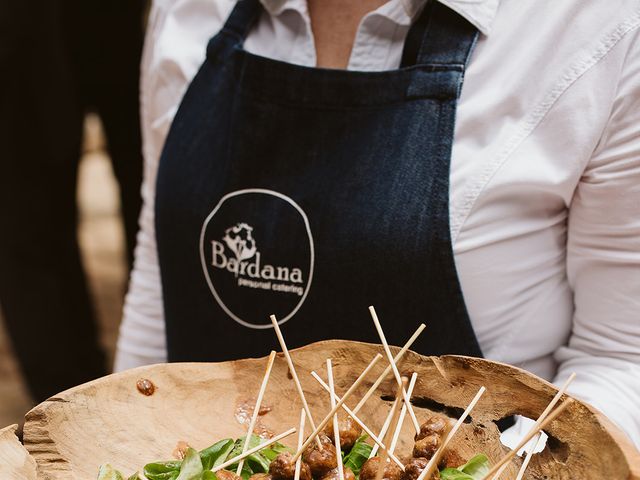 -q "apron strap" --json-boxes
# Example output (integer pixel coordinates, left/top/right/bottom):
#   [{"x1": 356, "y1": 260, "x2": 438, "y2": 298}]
[
  {"x1": 401, "y1": 0, "x2": 479, "y2": 69},
  {"x1": 220, "y1": 0, "x2": 262, "y2": 43}
]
